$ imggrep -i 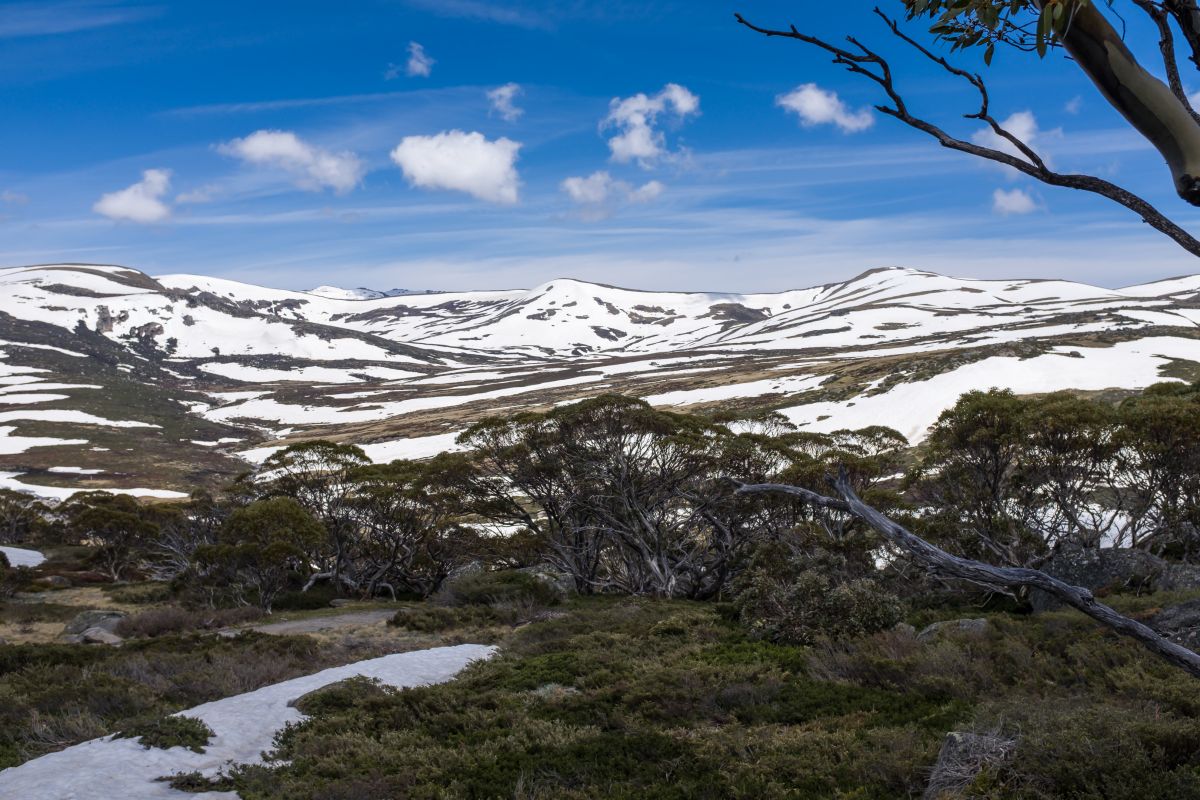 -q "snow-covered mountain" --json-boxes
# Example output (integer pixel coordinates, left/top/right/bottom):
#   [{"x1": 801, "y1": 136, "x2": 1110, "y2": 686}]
[
  {"x1": 1, "y1": 263, "x2": 1197, "y2": 497},
  {"x1": 306, "y1": 286, "x2": 440, "y2": 301}
]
